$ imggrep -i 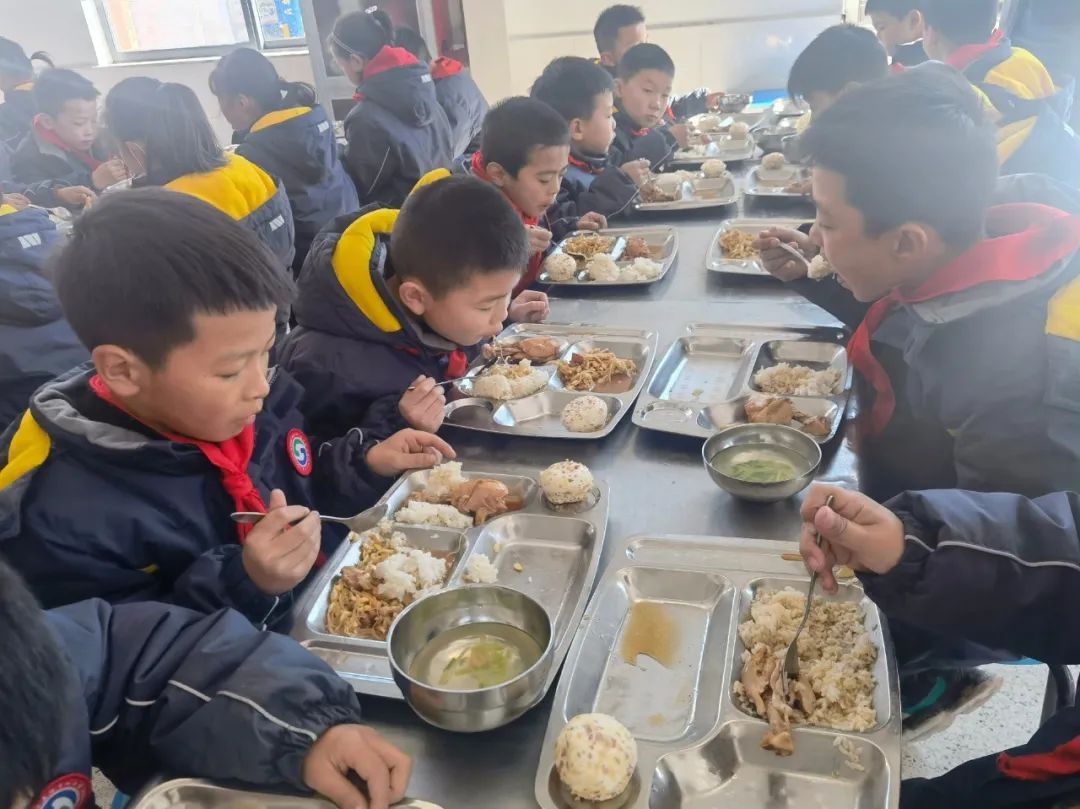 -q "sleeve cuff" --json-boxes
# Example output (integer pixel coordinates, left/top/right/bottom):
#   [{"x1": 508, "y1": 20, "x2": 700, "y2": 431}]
[
  {"x1": 222, "y1": 552, "x2": 288, "y2": 628},
  {"x1": 858, "y1": 533, "x2": 932, "y2": 601},
  {"x1": 273, "y1": 703, "x2": 368, "y2": 789}
]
